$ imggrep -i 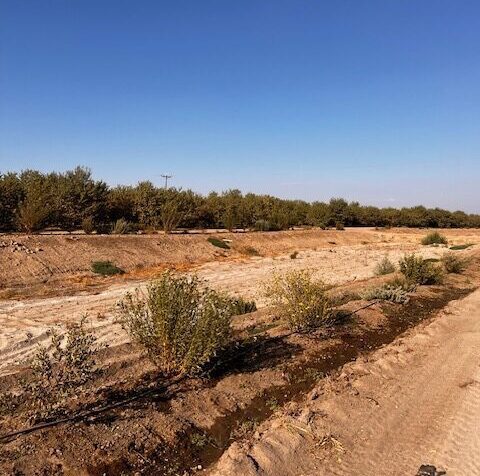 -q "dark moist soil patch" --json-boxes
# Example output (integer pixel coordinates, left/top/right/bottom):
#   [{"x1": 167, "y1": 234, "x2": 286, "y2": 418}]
[{"x1": 0, "y1": 283, "x2": 476, "y2": 476}]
